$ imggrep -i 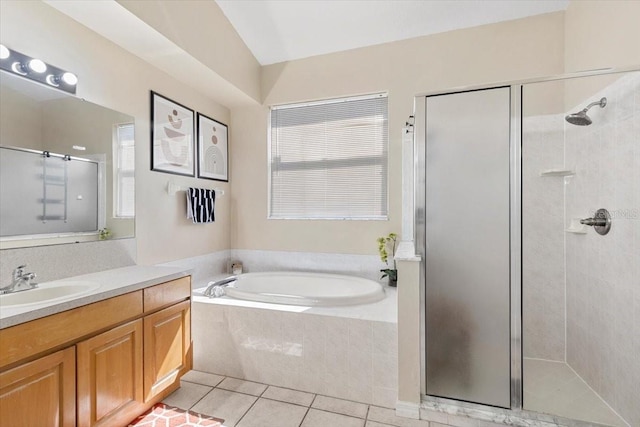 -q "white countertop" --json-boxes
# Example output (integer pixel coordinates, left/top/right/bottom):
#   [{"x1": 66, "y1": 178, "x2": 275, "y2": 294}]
[{"x1": 0, "y1": 265, "x2": 192, "y2": 329}]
